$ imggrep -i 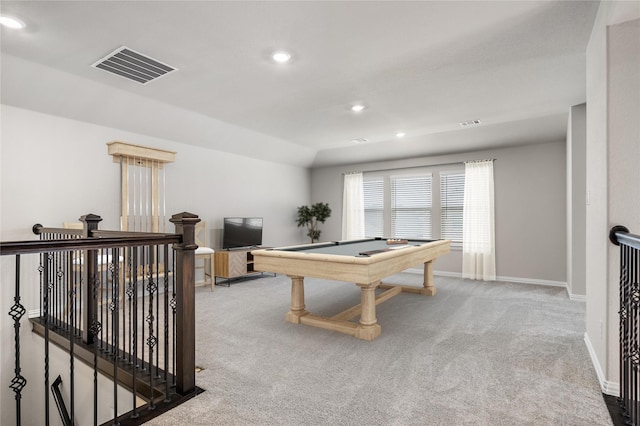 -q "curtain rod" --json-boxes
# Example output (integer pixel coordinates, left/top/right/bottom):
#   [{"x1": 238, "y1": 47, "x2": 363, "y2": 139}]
[
  {"x1": 465, "y1": 158, "x2": 496, "y2": 164},
  {"x1": 342, "y1": 161, "x2": 462, "y2": 175},
  {"x1": 342, "y1": 158, "x2": 496, "y2": 175}
]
